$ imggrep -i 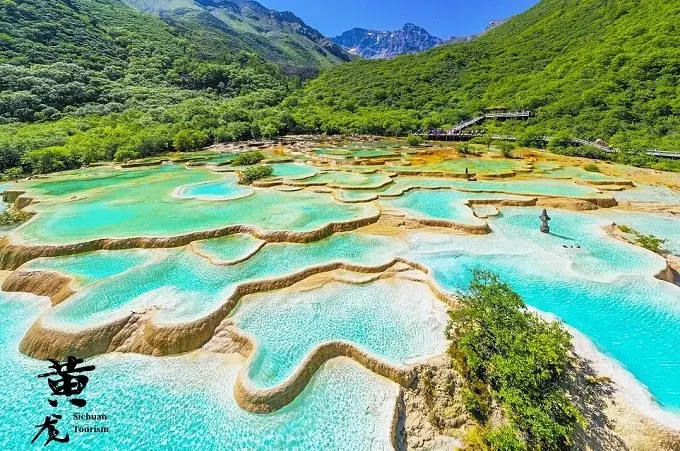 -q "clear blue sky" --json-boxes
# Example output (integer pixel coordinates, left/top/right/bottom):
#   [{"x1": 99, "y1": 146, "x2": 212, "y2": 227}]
[{"x1": 257, "y1": 0, "x2": 541, "y2": 38}]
